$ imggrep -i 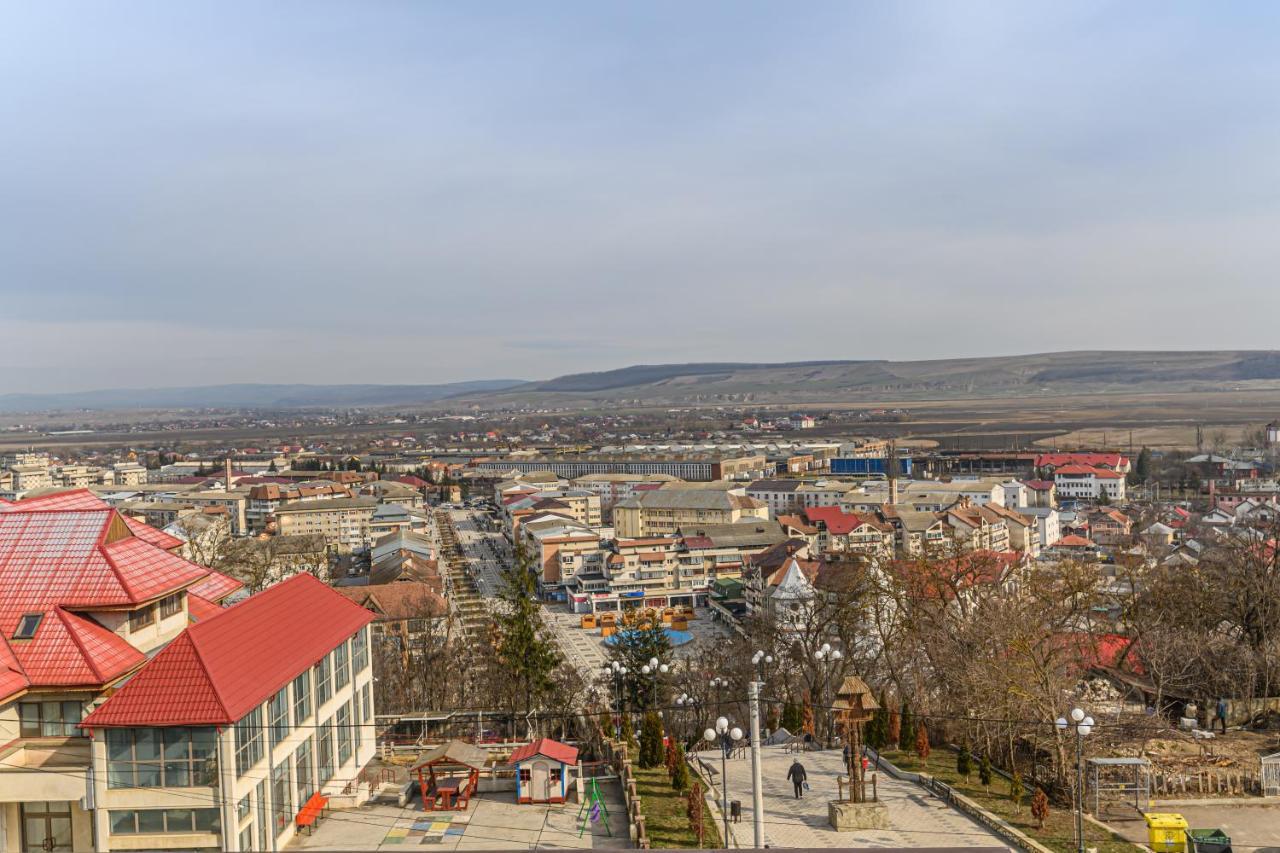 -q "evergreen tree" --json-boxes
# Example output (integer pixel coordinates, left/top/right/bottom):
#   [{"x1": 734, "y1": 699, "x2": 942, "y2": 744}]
[
  {"x1": 1031, "y1": 787, "x2": 1049, "y2": 829},
  {"x1": 620, "y1": 714, "x2": 637, "y2": 752},
  {"x1": 671, "y1": 744, "x2": 691, "y2": 791},
  {"x1": 914, "y1": 722, "x2": 930, "y2": 761},
  {"x1": 494, "y1": 544, "x2": 561, "y2": 719},
  {"x1": 1009, "y1": 771, "x2": 1025, "y2": 811},
  {"x1": 887, "y1": 706, "x2": 902, "y2": 746},
  {"x1": 640, "y1": 712, "x2": 665, "y2": 768},
  {"x1": 1134, "y1": 447, "x2": 1152, "y2": 484},
  {"x1": 866, "y1": 692, "x2": 890, "y2": 750},
  {"x1": 781, "y1": 701, "x2": 804, "y2": 733},
  {"x1": 957, "y1": 745, "x2": 972, "y2": 779},
  {"x1": 979, "y1": 755, "x2": 993, "y2": 792},
  {"x1": 898, "y1": 701, "x2": 914, "y2": 752}
]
